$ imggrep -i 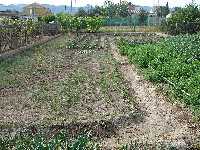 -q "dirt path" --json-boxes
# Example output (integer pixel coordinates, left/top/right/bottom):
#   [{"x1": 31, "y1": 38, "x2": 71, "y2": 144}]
[{"x1": 102, "y1": 36, "x2": 200, "y2": 149}]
